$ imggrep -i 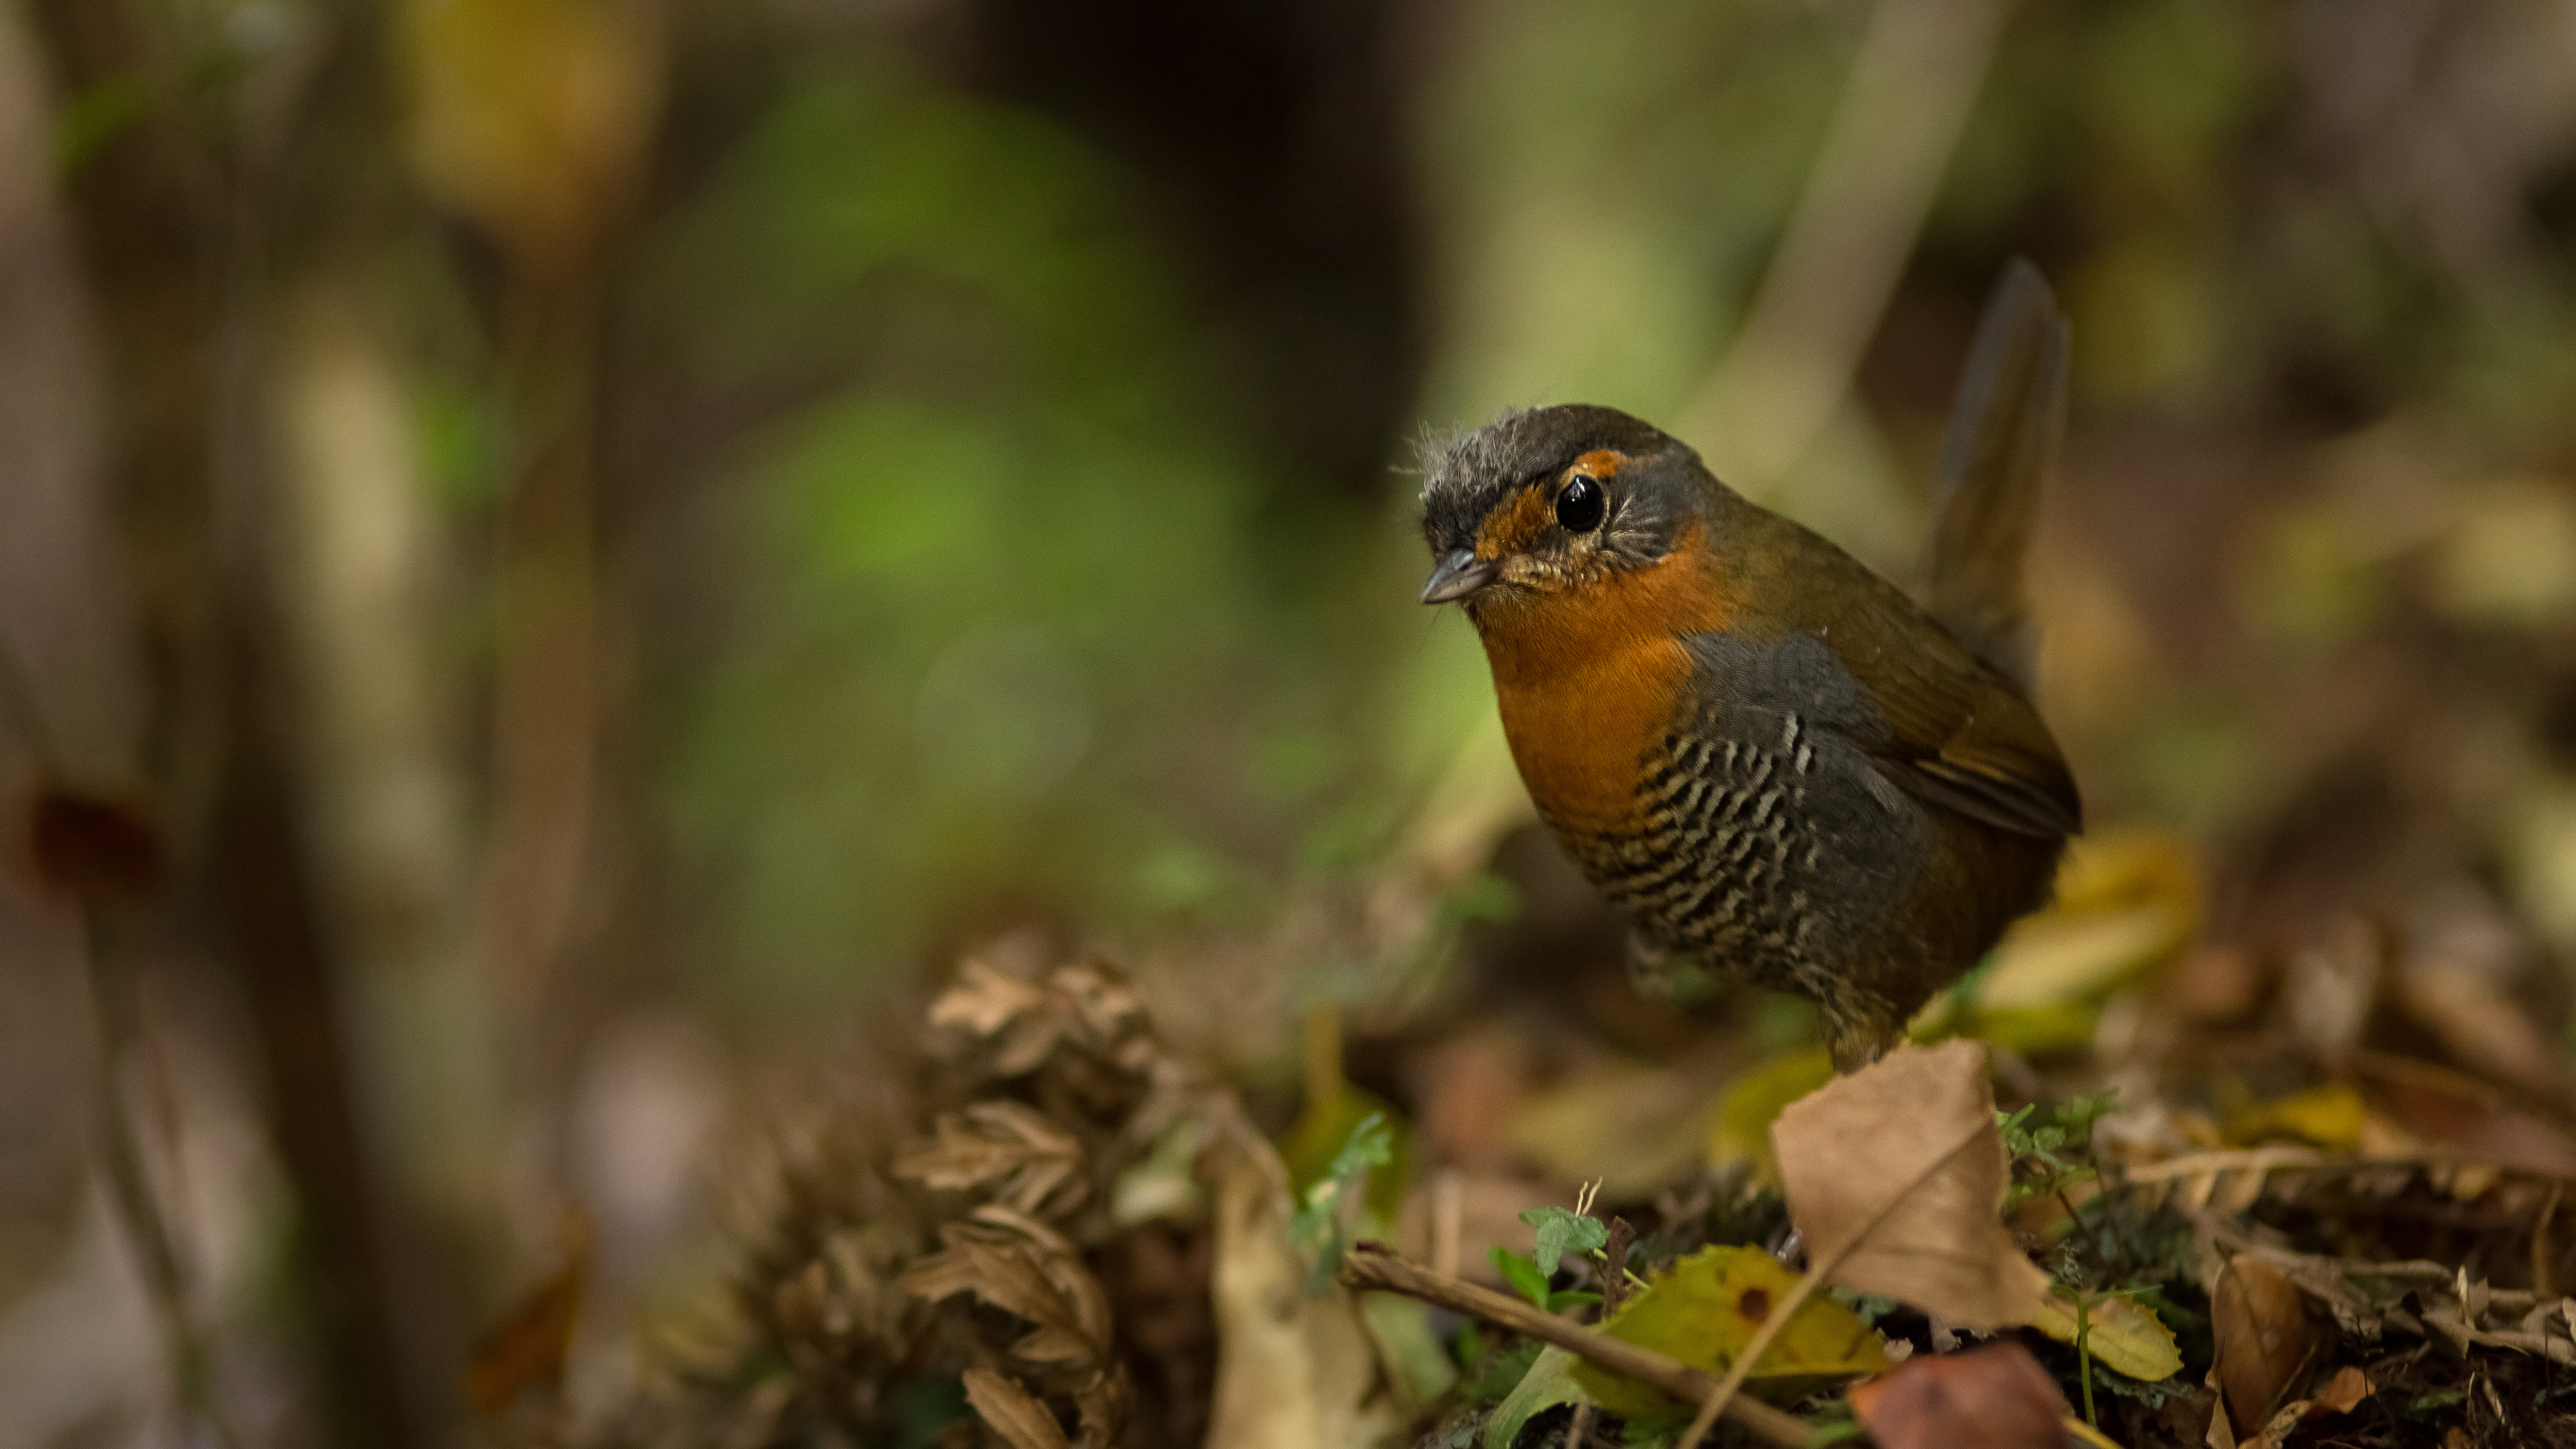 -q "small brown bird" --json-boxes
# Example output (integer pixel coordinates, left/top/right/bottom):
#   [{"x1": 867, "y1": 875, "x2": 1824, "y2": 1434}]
[{"x1": 1419, "y1": 262, "x2": 2081, "y2": 1071}]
